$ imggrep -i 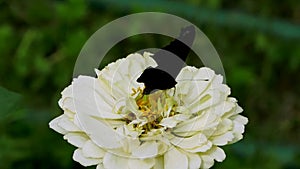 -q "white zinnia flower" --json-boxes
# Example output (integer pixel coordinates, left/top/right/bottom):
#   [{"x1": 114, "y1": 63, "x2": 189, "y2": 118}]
[{"x1": 49, "y1": 52, "x2": 248, "y2": 169}]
